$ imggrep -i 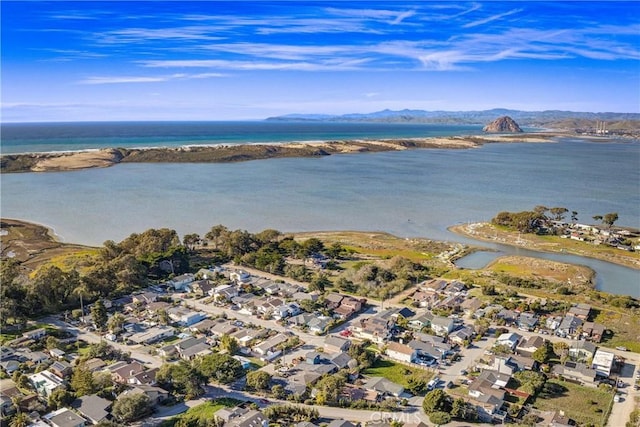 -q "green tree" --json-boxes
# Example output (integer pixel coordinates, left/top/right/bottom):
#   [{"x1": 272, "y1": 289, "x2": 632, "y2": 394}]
[
  {"x1": 246, "y1": 370, "x2": 272, "y2": 391},
  {"x1": 422, "y1": 389, "x2": 450, "y2": 414},
  {"x1": 429, "y1": 411, "x2": 451, "y2": 425},
  {"x1": 308, "y1": 273, "x2": 330, "y2": 293},
  {"x1": 45, "y1": 336, "x2": 60, "y2": 350},
  {"x1": 107, "y1": 312, "x2": 126, "y2": 334},
  {"x1": 112, "y1": 394, "x2": 153, "y2": 423},
  {"x1": 532, "y1": 340, "x2": 555, "y2": 364},
  {"x1": 195, "y1": 353, "x2": 244, "y2": 384},
  {"x1": 406, "y1": 374, "x2": 427, "y2": 395},
  {"x1": 271, "y1": 384, "x2": 285, "y2": 399},
  {"x1": 91, "y1": 299, "x2": 108, "y2": 330},
  {"x1": 48, "y1": 388, "x2": 74, "y2": 410},
  {"x1": 451, "y1": 397, "x2": 466, "y2": 419},
  {"x1": 9, "y1": 412, "x2": 30, "y2": 427},
  {"x1": 205, "y1": 225, "x2": 230, "y2": 250},
  {"x1": 550, "y1": 207, "x2": 568, "y2": 221},
  {"x1": 219, "y1": 334, "x2": 239, "y2": 355},
  {"x1": 71, "y1": 365, "x2": 96, "y2": 396},
  {"x1": 157, "y1": 361, "x2": 204, "y2": 399},
  {"x1": 182, "y1": 233, "x2": 200, "y2": 251},
  {"x1": 313, "y1": 374, "x2": 346, "y2": 404}
]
